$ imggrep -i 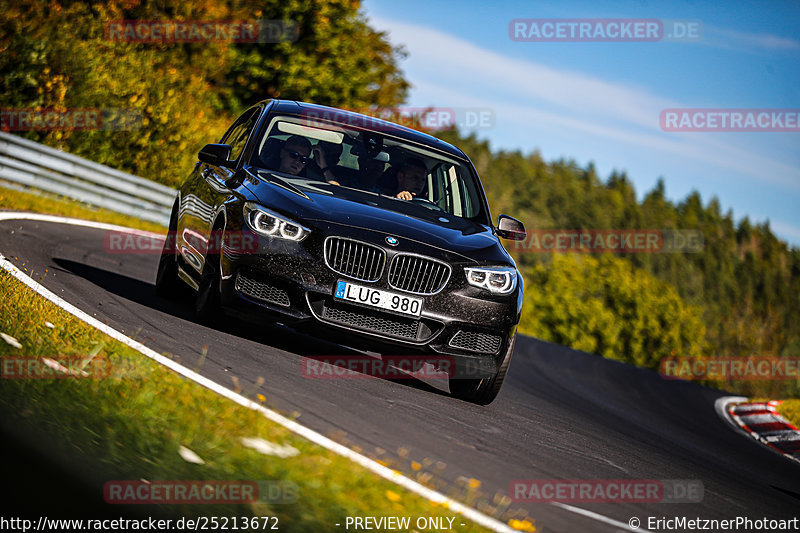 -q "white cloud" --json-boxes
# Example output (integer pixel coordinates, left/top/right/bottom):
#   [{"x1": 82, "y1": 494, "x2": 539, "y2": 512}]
[
  {"x1": 704, "y1": 26, "x2": 800, "y2": 53},
  {"x1": 378, "y1": 19, "x2": 670, "y2": 131},
  {"x1": 370, "y1": 17, "x2": 800, "y2": 193}
]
